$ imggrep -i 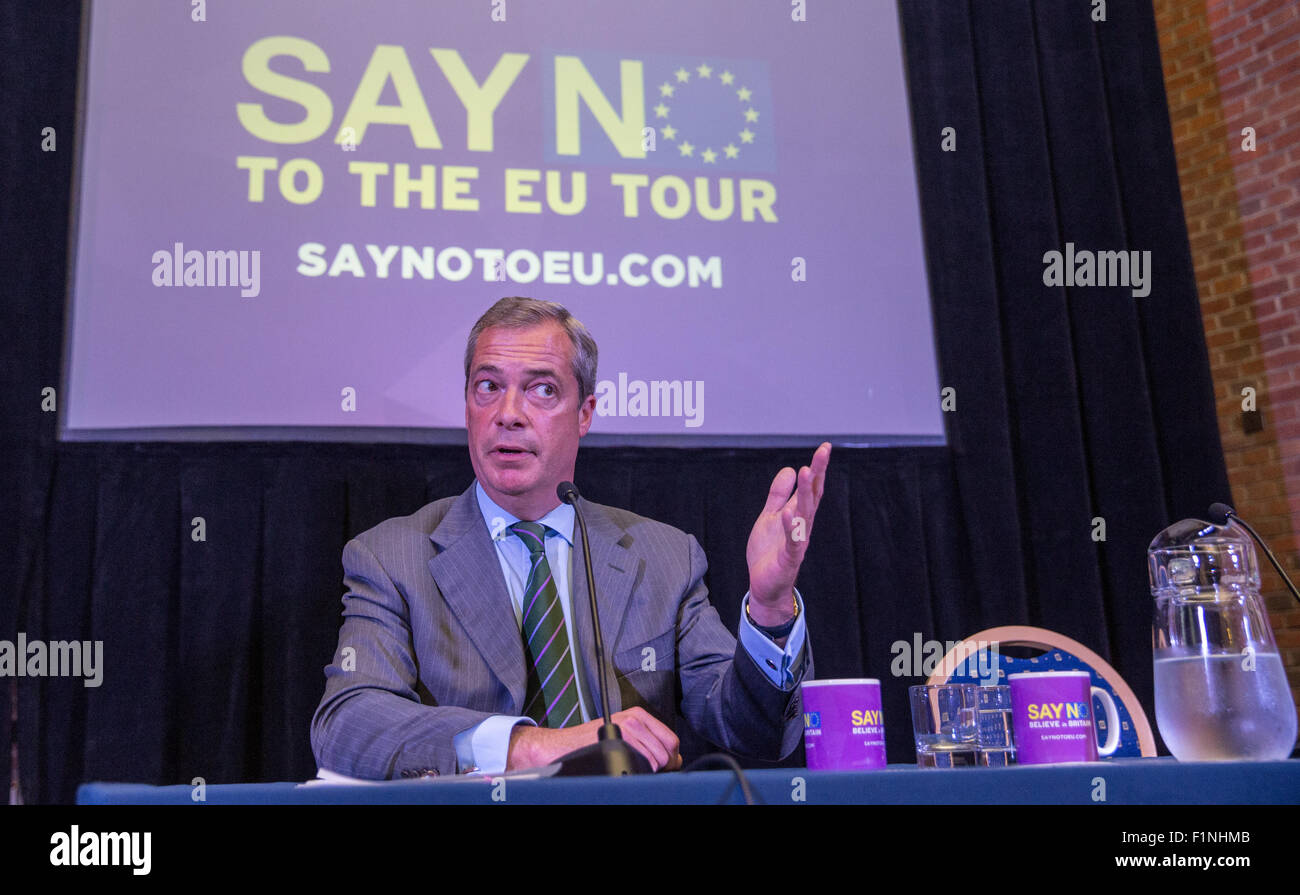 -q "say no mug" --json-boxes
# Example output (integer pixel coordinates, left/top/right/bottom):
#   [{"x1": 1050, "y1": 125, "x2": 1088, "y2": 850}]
[
  {"x1": 1008, "y1": 671, "x2": 1120, "y2": 764},
  {"x1": 801, "y1": 679, "x2": 887, "y2": 770}
]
